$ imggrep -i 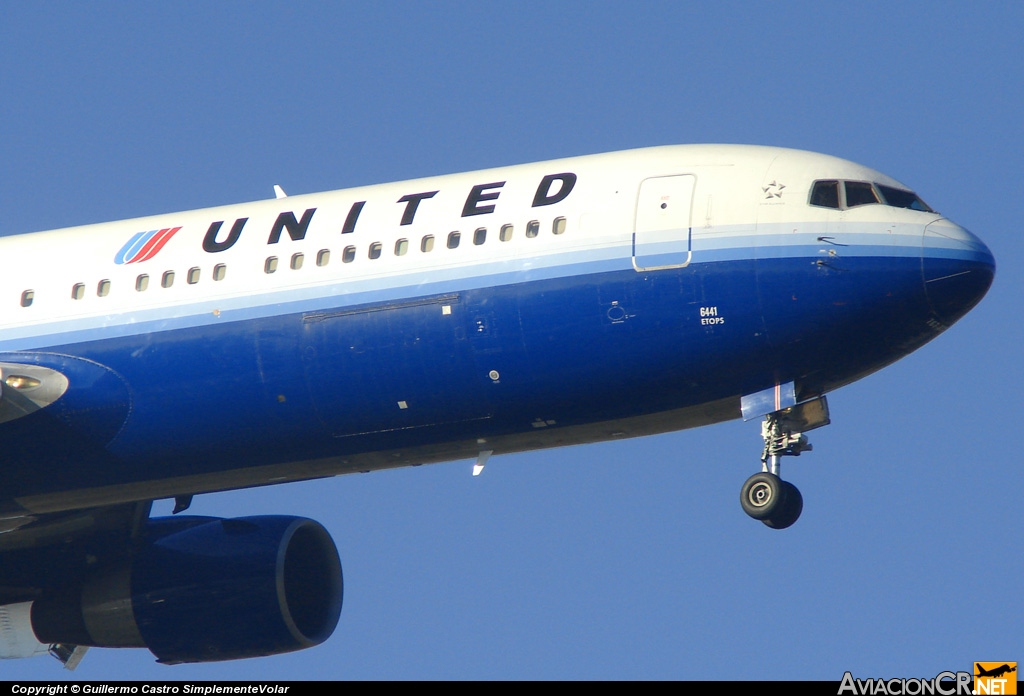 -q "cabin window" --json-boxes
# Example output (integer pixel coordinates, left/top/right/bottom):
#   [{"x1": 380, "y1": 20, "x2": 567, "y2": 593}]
[
  {"x1": 552, "y1": 217, "x2": 566, "y2": 235},
  {"x1": 369, "y1": 242, "x2": 382, "y2": 259},
  {"x1": 291, "y1": 252, "x2": 304, "y2": 270},
  {"x1": 72, "y1": 283, "x2": 85, "y2": 300},
  {"x1": 136, "y1": 275, "x2": 149, "y2": 292},
  {"x1": 395, "y1": 239, "x2": 409, "y2": 256},
  {"x1": 161, "y1": 272, "x2": 175, "y2": 288},
  {"x1": 316, "y1": 249, "x2": 330, "y2": 266},
  {"x1": 526, "y1": 220, "x2": 540, "y2": 238},
  {"x1": 809, "y1": 180, "x2": 840, "y2": 209},
  {"x1": 447, "y1": 231, "x2": 461, "y2": 249},
  {"x1": 20, "y1": 290, "x2": 34, "y2": 307},
  {"x1": 473, "y1": 227, "x2": 487, "y2": 245},
  {"x1": 342, "y1": 245, "x2": 356, "y2": 263},
  {"x1": 844, "y1": 181, "x2": 879, "y2": 208},
  {"x1": 213, "y1": 264, "x2": 226, "y2": 281},
  {"x1": 421, "y1": 235, "x2": 435, "y2": 252},
  {"x1": 265, "y1": 257, "x2": 279, "y2": 274},
  {"x1": 97, "y1": 280, "x2": 111, "y2": 297},
  {"x1": 187, "y1": 267, "x2": 201, "y2": 284},
  {"x1": 500, "y1": 224, "x2": 513, "y2": 241}
]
